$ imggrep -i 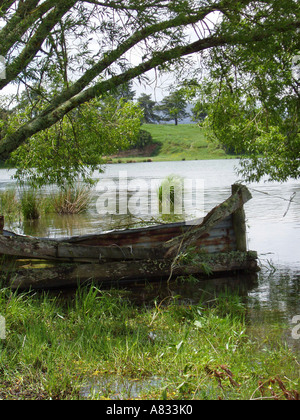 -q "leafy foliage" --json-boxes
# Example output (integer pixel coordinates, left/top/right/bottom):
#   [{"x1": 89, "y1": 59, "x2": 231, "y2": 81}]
[
  {"x1": 156, "y1": 90, "x2": 189, "y2": 125},
  {"x1": 183, "y1": 1, "x2": 299, "y2": 182},
  {"x1": 8, "y1": 95, "x2": 143, "y2": 188},
  {"x1": 0, "y1": 0, "x2": 298, "y2": 183},
  {"x1": 131, "y1": 129, "x2": 154, "y2": 150},
  {"x1": 137, "y1": 94, "x2": 160, "y2": 124}
]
